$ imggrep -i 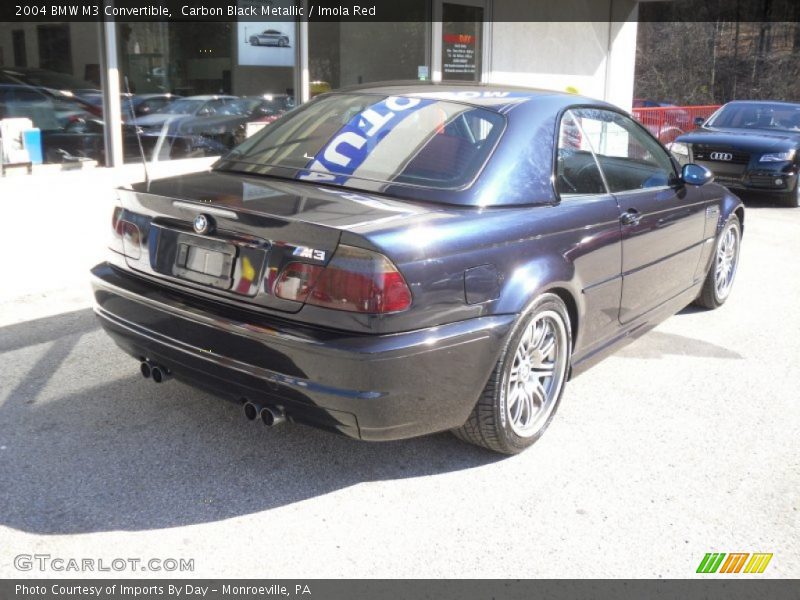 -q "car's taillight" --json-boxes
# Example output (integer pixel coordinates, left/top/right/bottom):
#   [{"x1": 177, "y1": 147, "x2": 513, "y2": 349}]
[
  {"x1": 121, "y1": 221, "x2": 142, "y2": 259},
  {"x1": 274, "y1": 245, "x2": 412, "y2": 314},
  {"x1": 110, "y1": 206, "x2": 125, "y2": 253},
  {"x1": 274, "y1": 262, "x2": 325, "y2": 302},
  {"x1": 110, "y1": 206, "x2": 142, "y2": 259}
]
